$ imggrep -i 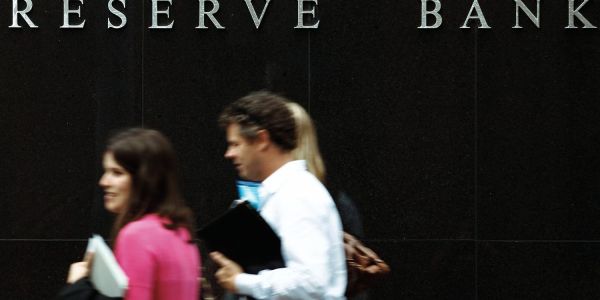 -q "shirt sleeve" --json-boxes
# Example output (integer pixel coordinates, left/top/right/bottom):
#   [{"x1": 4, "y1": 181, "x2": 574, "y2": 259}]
[
  {"x1": 235, "y1": 195, "x2": 341, "y2": 299},
  {"x1": 115, "y1": 227, "x2": 156, "y2": 300}
]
